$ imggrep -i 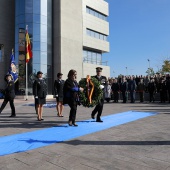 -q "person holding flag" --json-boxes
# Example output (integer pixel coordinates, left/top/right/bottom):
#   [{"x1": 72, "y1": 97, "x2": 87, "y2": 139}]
[
  {"x1": 8, "y1": 49, "x2": 18, "y2": 83},
  {"x1": 0, "y1": 74, "x2": 16, "y2": 117}
]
